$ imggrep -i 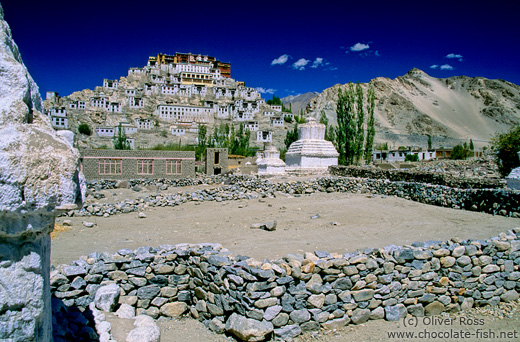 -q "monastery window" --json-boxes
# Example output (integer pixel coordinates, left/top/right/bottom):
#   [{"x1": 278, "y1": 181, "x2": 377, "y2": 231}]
[
  {"x1": 166, "y1": 159, "x2": 182, "y2": 175},
  {"x1": 137, "y1": 159, "x2": 154, "y2": 175},
  {"x1": 99, "y1": 159, "x2": 122, "y2": 175}
]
